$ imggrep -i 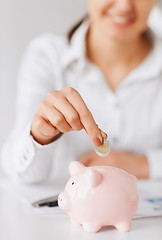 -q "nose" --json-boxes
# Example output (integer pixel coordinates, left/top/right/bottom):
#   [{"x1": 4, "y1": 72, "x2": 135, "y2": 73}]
[
  {"x1": 58, "y1": 192, "x2": 70, "y2": 210},
  {"x1": 116, "y1": 0, "x2": 133, "y2": 13},
  {"x1": 58, "y1": 193, "x2": 63, "y2": 204},
  {"x1": 58, "y1": 195, "x2": 63, "y2": 203}
]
